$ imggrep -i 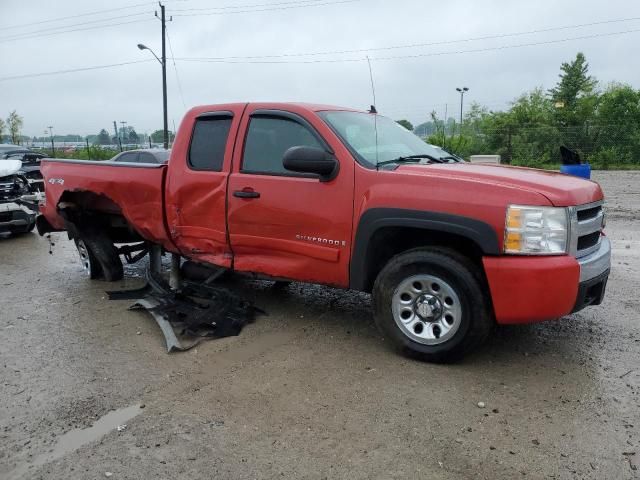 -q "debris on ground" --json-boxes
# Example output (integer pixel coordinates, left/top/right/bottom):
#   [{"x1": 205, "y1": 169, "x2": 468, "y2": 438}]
[
  {"x1": 477, "y1": 402, "x2": 486, "y2": 408},
  {"x1": 107, "y1": 271, "x2": 264, "y2": 352}
]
